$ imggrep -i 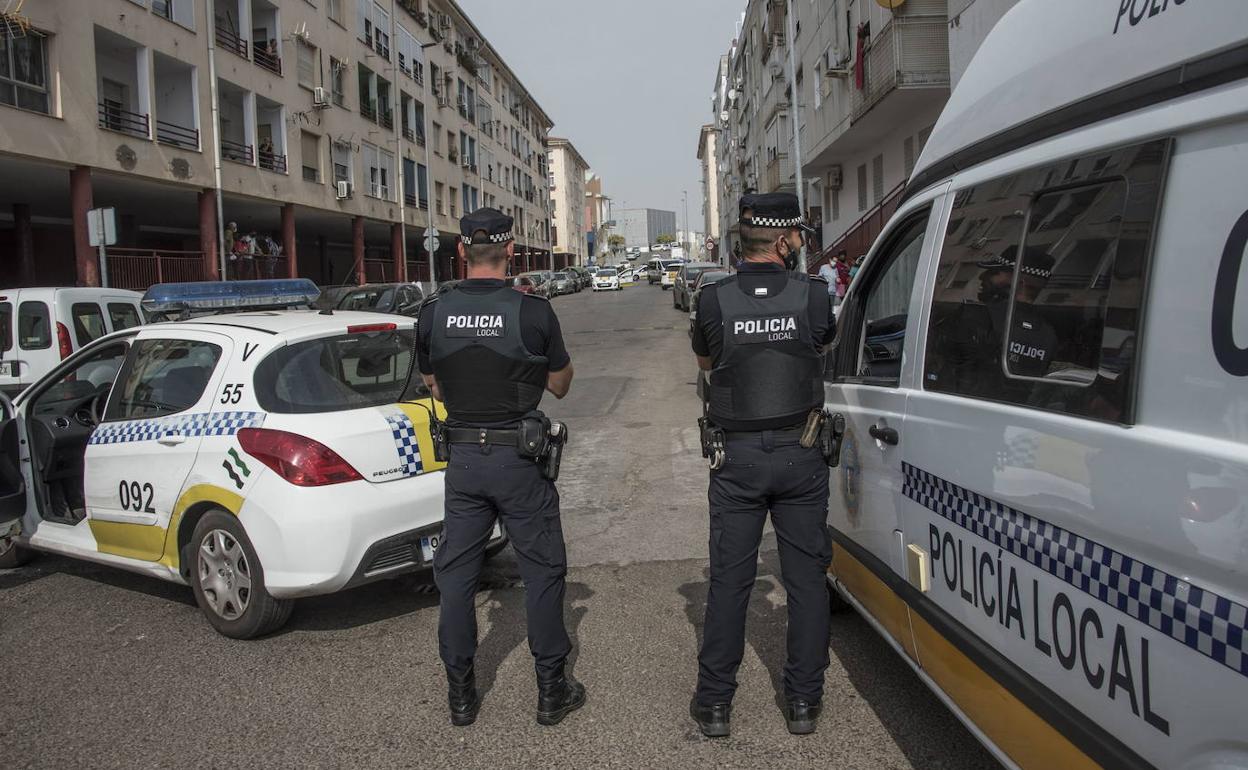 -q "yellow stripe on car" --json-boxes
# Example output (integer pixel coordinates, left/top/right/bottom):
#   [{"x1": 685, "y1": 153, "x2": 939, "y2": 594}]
[
  {"x1": 397, "y1": 400, "x2": 449, "y2": 474},
  {"x1": 90, "y1": 483, "x2": 244, "y2": 567}
]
